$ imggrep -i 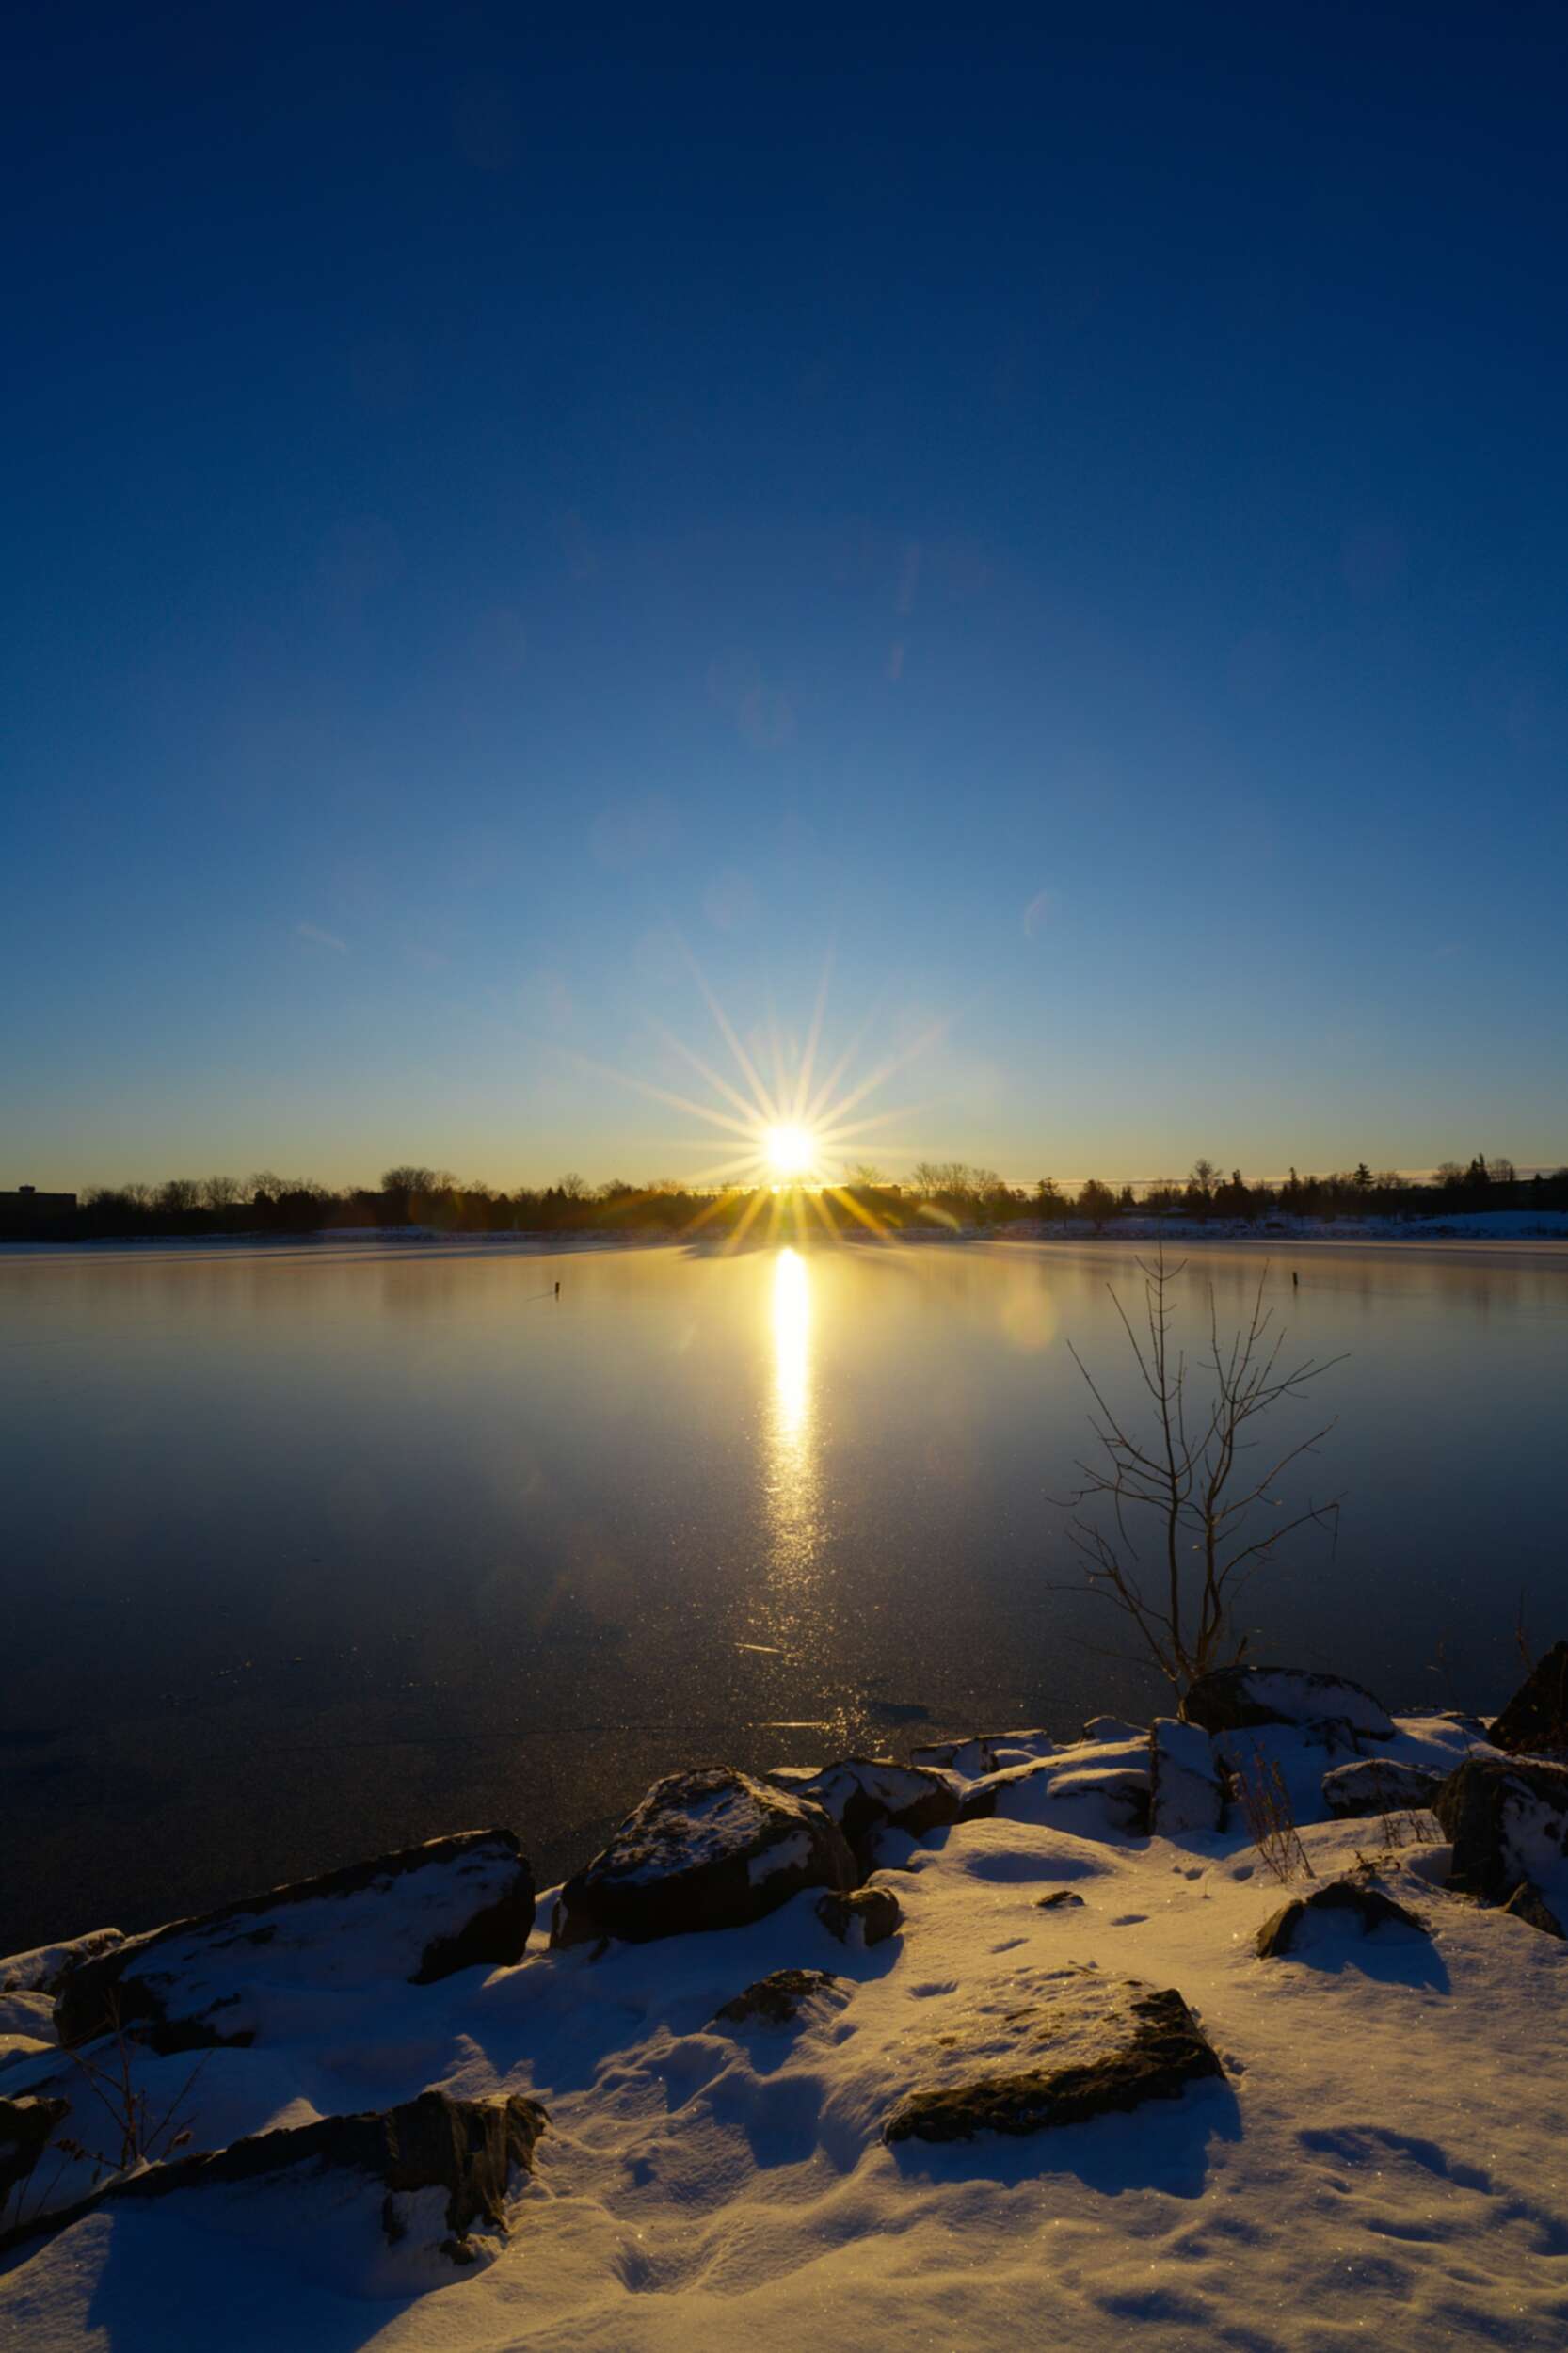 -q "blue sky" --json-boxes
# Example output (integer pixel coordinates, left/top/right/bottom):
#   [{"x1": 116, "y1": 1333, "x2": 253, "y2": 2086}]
[{"x1": 6, "y1": 5, "x2": 1565, "y2": 1189}]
